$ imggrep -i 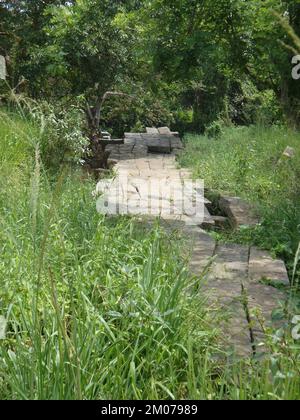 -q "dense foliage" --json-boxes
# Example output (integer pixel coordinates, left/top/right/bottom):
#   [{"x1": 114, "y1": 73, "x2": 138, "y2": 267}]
[{"x1": 1, "y1": 0, "x2": 300, "y2": 134}]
